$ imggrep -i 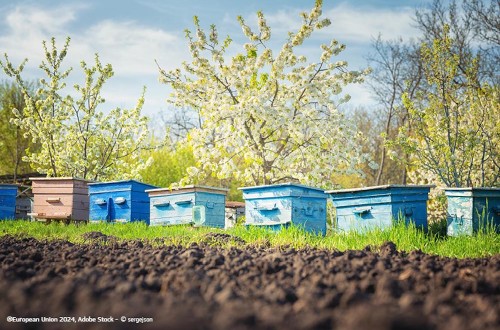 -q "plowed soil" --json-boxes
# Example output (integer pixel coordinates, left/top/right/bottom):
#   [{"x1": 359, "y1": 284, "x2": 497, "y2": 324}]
[{"x1": 0, "y1": 234, "x2": 499, "y2": 330}]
